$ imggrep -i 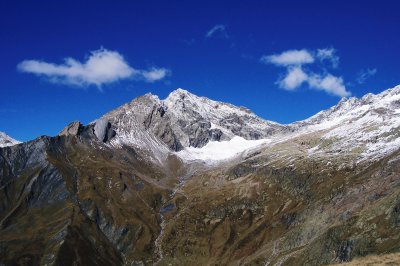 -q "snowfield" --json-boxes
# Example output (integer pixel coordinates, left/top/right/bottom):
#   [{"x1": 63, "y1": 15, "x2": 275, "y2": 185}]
[{"x1": 176, "y1": 136, "x2": 270, "y2": 163}]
